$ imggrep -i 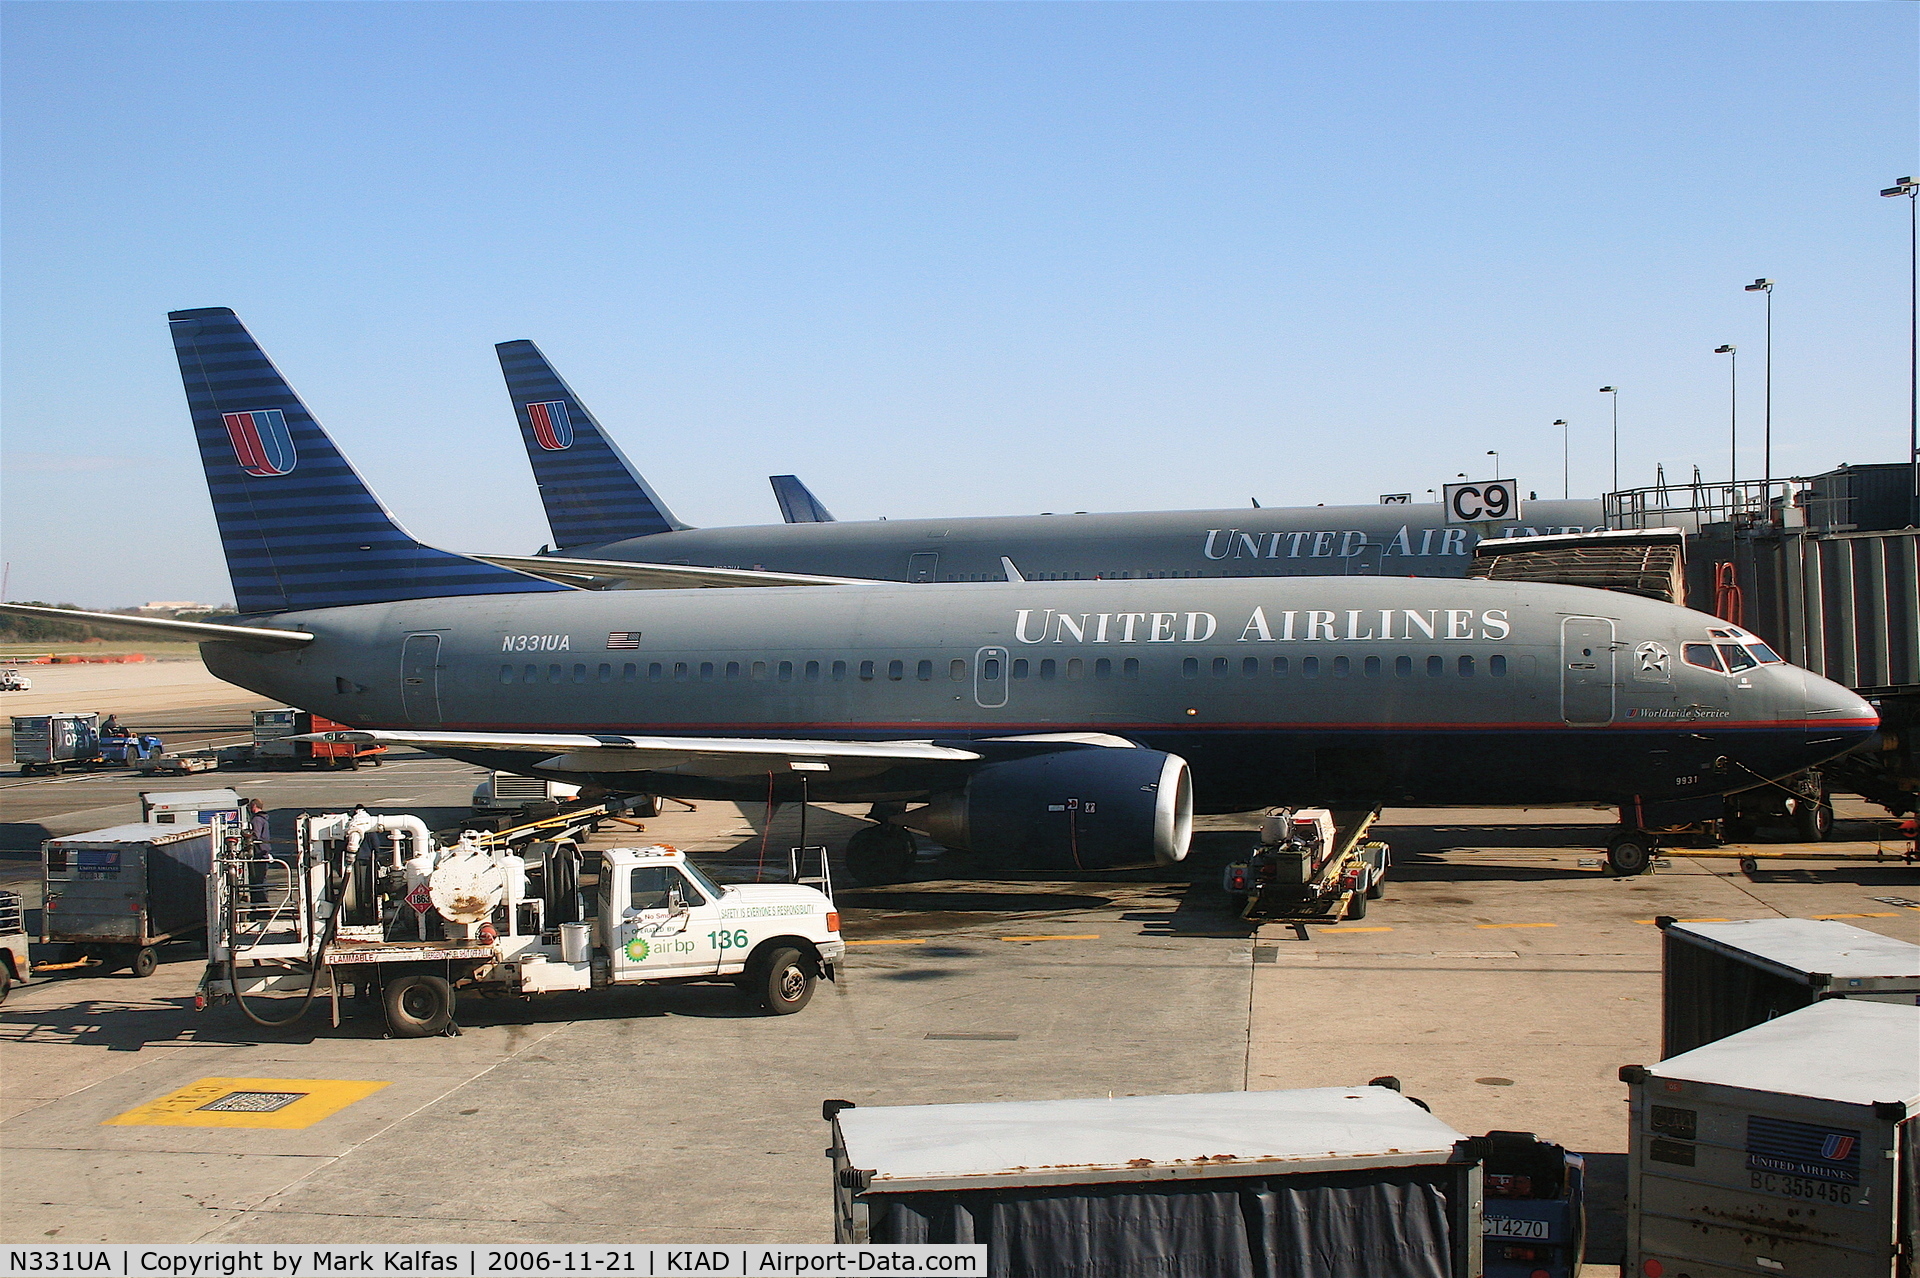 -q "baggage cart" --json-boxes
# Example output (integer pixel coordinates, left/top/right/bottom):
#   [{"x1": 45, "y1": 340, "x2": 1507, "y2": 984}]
[
  {"x1": 0, "y1": 888, "x2": 28, "y2": 1002},
  {"x1": 1658, "y1": 916, "x2": 1920, "y2": 1057},
  {"x1": 42, "y1": 823, "x2": 217, "y2": 977},
  {"x1": 13, "y1": 711, "x2": 96, "y2": 775},
  {"x1": 251, "y1": 708, "x2": 385, "y2": 769},
  {"x1": 1622, "y1": 999, "x2": 1920, "y2": 1278},
  {"x1": 825, "y1": 1085, "x2": 1483, "y2": 1277}
]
